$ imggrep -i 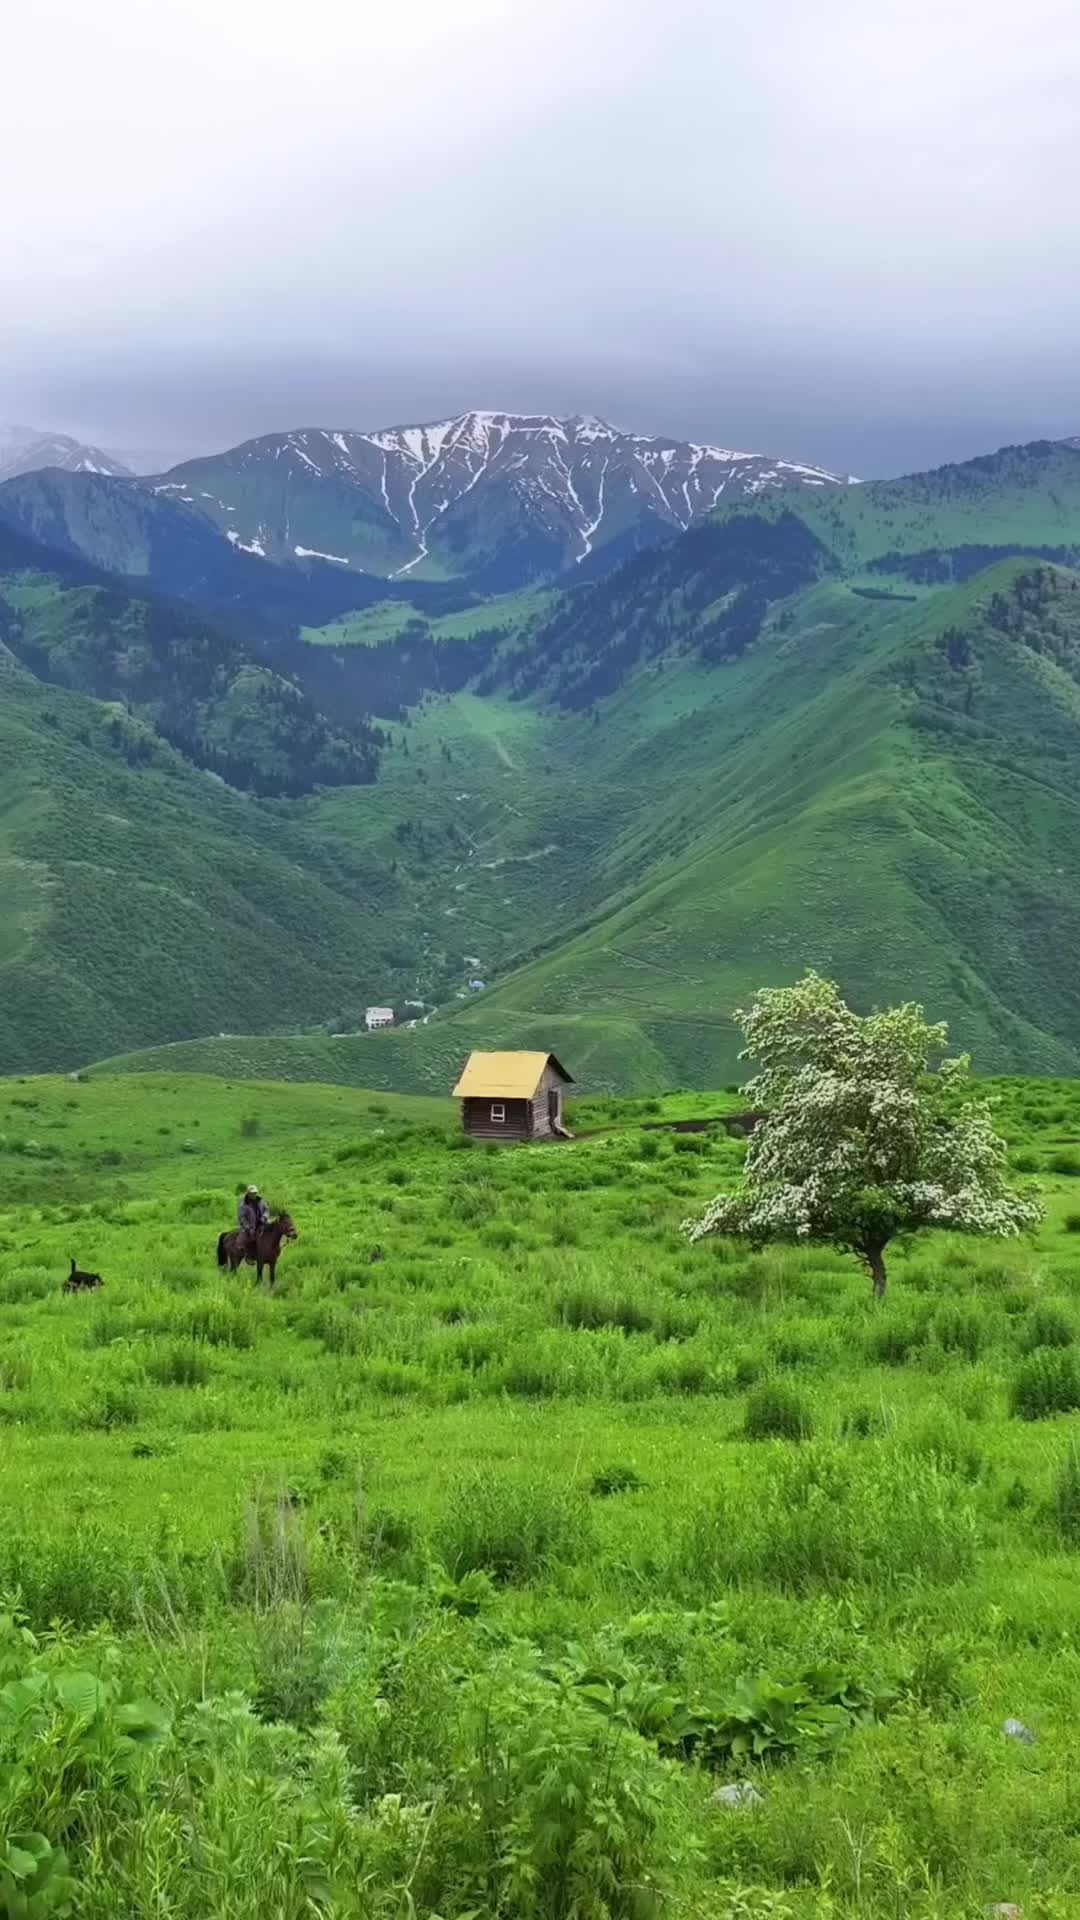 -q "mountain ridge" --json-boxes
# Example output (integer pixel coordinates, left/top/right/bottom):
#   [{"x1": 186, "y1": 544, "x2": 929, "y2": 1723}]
[
  {"x1": 0, "y1": 425, "x2": 132, "y2": 482},
  {"x1": 151, "y1": 408, "x2": 848, "y2": 588},
  {"x1": 0, "y1": 406, "x2": 849, "y2": 621}
]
